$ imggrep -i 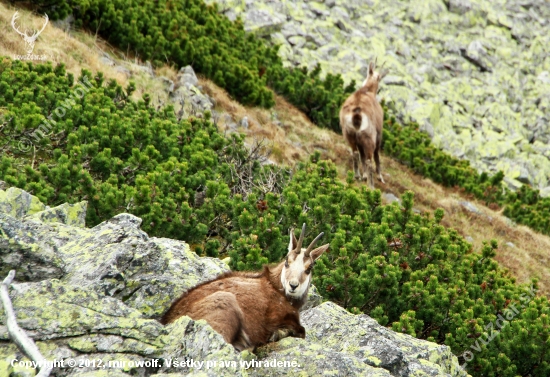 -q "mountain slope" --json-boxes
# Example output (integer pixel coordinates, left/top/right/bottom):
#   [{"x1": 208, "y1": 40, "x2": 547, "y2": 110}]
[{"x1": 1, "y1": 2, "x2": 550, "y2": 296}]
